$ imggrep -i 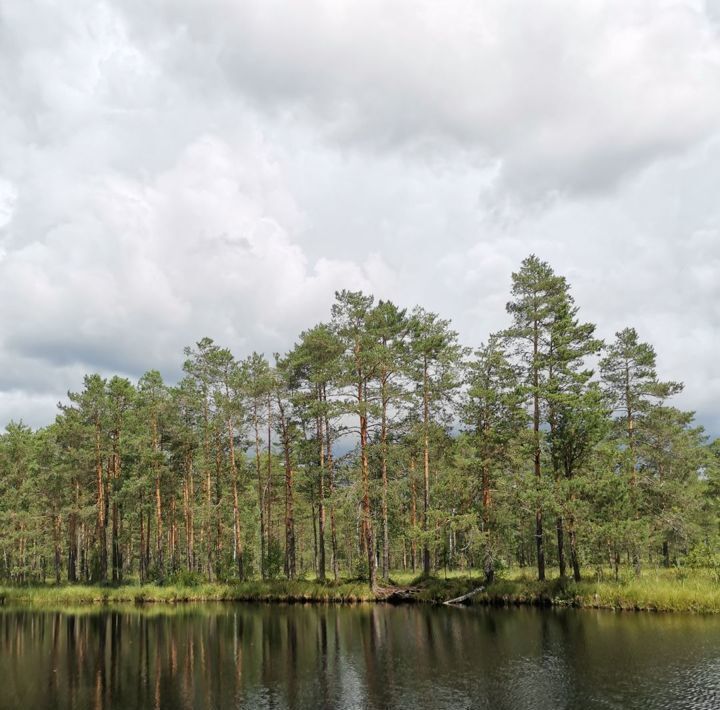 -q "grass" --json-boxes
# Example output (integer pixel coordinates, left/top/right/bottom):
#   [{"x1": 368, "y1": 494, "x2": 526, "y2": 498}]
[
  {"x1": 394, "y1": 566, "x2": 720, "y2": 612},
  {"x1": 0, "y1": 579, "x2": 376, "y2": 608},
  {"x1": 469, "y1": 567, "x2": 720, "y2": 613},
  {"x1": 2, "y1": 567, "x2": 718, "y2": 613}
]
